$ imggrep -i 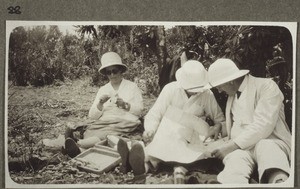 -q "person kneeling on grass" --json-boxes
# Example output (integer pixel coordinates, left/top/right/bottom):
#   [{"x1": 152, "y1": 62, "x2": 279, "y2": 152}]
[
  {"x1": 117, "y1": 60, "x2": 226, "y2": 183},
  {"x1": 205, "y1": 58, "x2": 291, "y2": 184},
  {"x1": 64, "y1": 52, "x2": 144, "y2": 158}
]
